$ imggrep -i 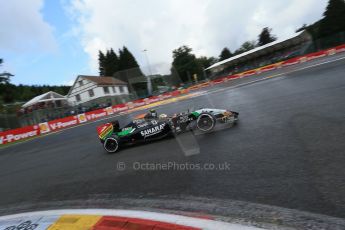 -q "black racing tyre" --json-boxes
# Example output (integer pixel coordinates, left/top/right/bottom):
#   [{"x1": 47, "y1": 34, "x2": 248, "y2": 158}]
[
  {"x1": 196, "y1": 113, "x2": 216, "y2": 132},
  {"x1": 103, "y1": 136, "x2": 120, "y2": 153}
]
